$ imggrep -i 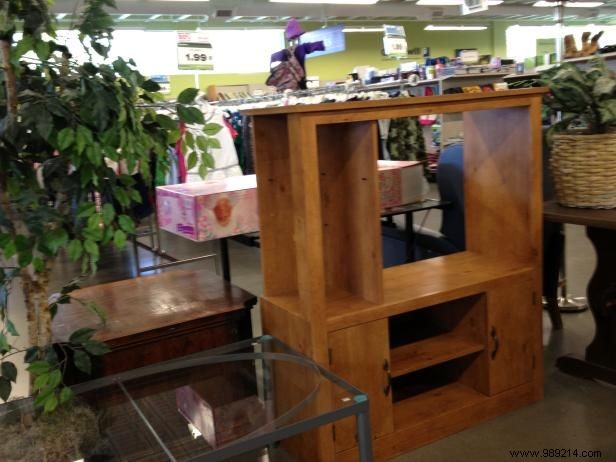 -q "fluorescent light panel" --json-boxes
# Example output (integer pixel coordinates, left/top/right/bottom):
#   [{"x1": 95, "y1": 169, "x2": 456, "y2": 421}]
[
  {"x1": 417, "y1": 0, "x2": 502, "y2": 4},
  {"x1": 56, "y1": 13, "x2": 68, "y2": 20},
  {"x1": 344, "y1": 27, "x2": 385, "y2": 32},
  {"x1": 533, "y1": 1, "x2": 604, "y2": 6},
  {"x1": 118, "y1": 14, "x2": 131, "y2": 20},
  {"x1": 176, "y1": 14, "x2": 192, "y2": 20},
  {"x1": 425, "y1": 24, "x2": 488, "y2": 30},
  {"x1": 269, "y1": 0, "x2": 378, "y2": 4}
]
